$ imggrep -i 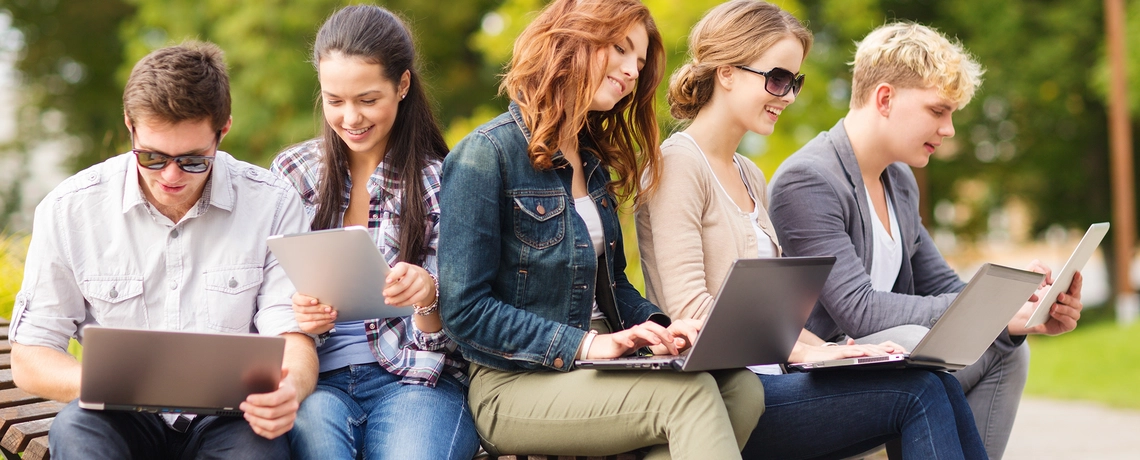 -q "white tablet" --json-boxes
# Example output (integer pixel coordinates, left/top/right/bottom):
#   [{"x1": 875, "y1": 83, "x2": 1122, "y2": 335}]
[
  {"x1": 1025, "y1": 222, "x2": 1110, "y2": 328},
  {"x1": 268, "y1": 226, "x2": 407, "y2": 322}
]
